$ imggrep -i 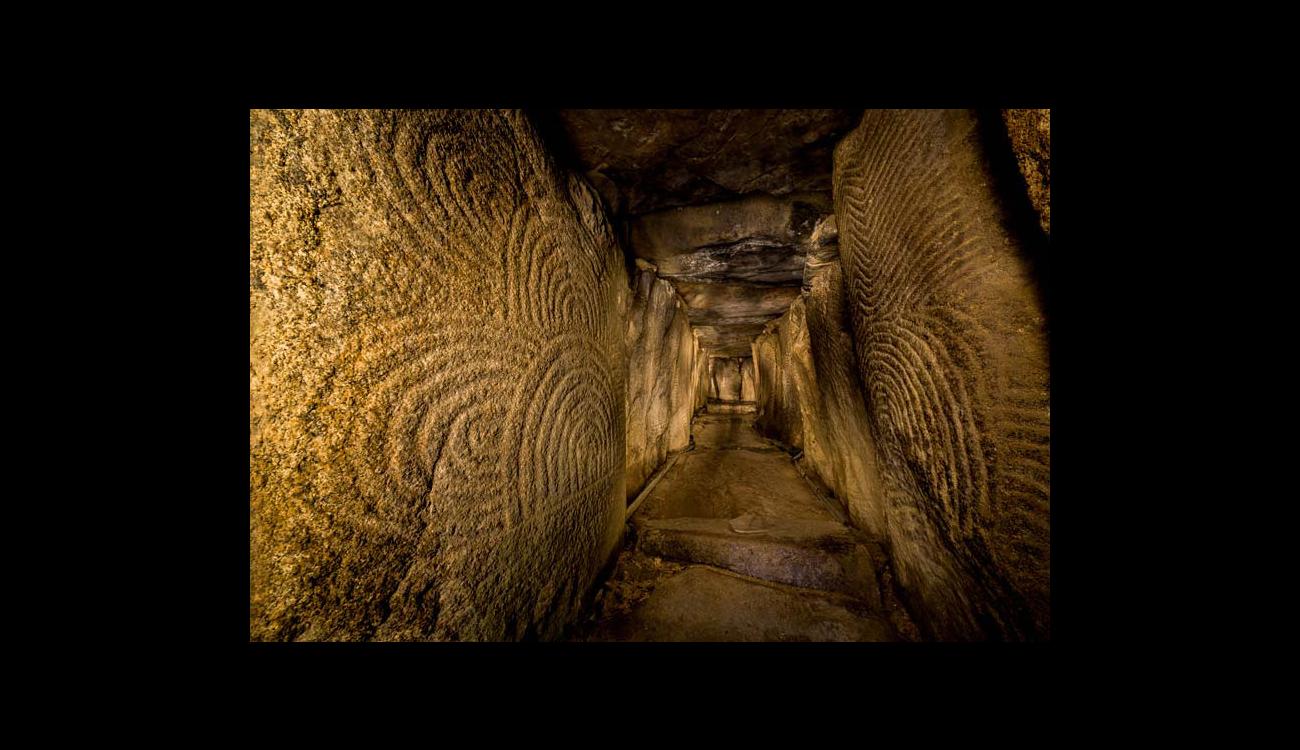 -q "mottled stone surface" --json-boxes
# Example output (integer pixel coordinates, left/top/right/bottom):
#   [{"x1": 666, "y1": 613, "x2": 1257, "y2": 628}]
[
  {"x1": 638, "y1": 445, "x2": 833, "y2": 523},
  {"x1": 802, "y1": 214, "x2": 840, "y2": 291},
  {"x1": 625, "y1": 267, "x2": 699, "y2": 500},
  {"x1": 538, "y1": 112, "x2": 846, "y2": 366},
  {"x1": 834, "y1": 110, "x2": 1050, "y2": 640},
  {"x1": 534, "y1": 110, "x2": 861, "y2": 216},
  {"x1": 250, "y1": 109, "x2": 629, "y2": 641},
  {"x1": 801, "y1": 263, "x2": 889, "y2": 536},
  {"x1": 1002, "y1": 109, "x2": 1051, "y2": 236}
]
